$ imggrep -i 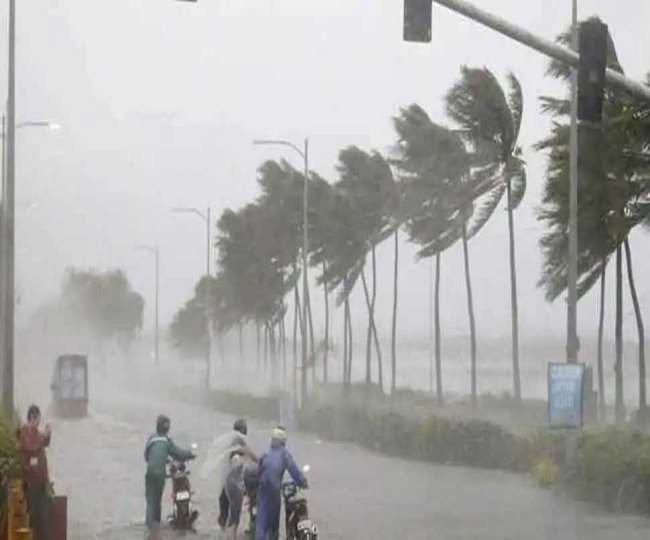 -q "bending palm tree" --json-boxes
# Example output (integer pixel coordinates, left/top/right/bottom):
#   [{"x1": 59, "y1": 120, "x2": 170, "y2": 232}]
[{"x1": 446, "y1": 67, "x2": 527, "y2": 401}]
